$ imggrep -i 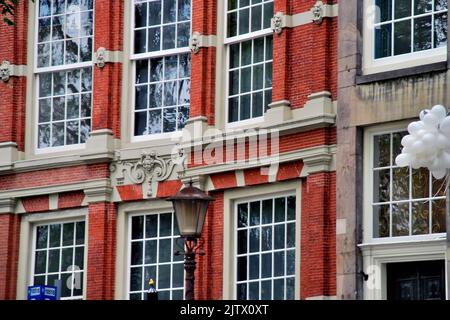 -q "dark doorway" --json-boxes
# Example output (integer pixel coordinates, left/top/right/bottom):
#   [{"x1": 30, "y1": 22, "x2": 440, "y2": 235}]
[{"x1": 386, "y1": 260, "x2": 445, "y2": 300}]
